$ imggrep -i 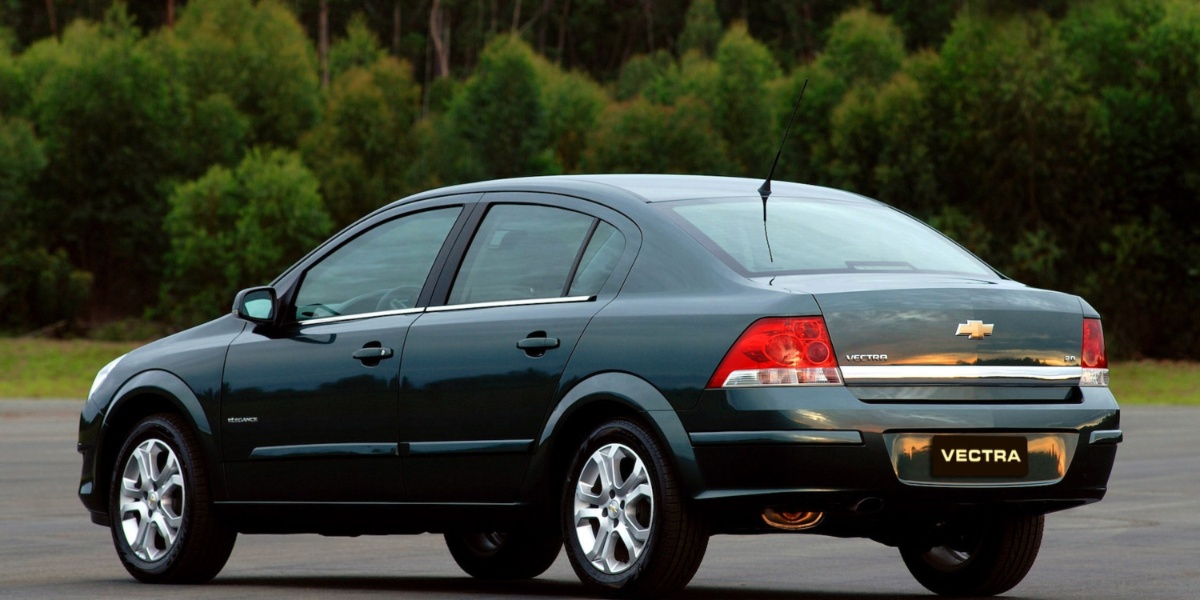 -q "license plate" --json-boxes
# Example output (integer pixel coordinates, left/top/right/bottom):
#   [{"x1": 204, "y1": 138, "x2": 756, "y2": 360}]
[{"x1": 930, "y1": 435, "x2": 1029, "y2": 478}]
